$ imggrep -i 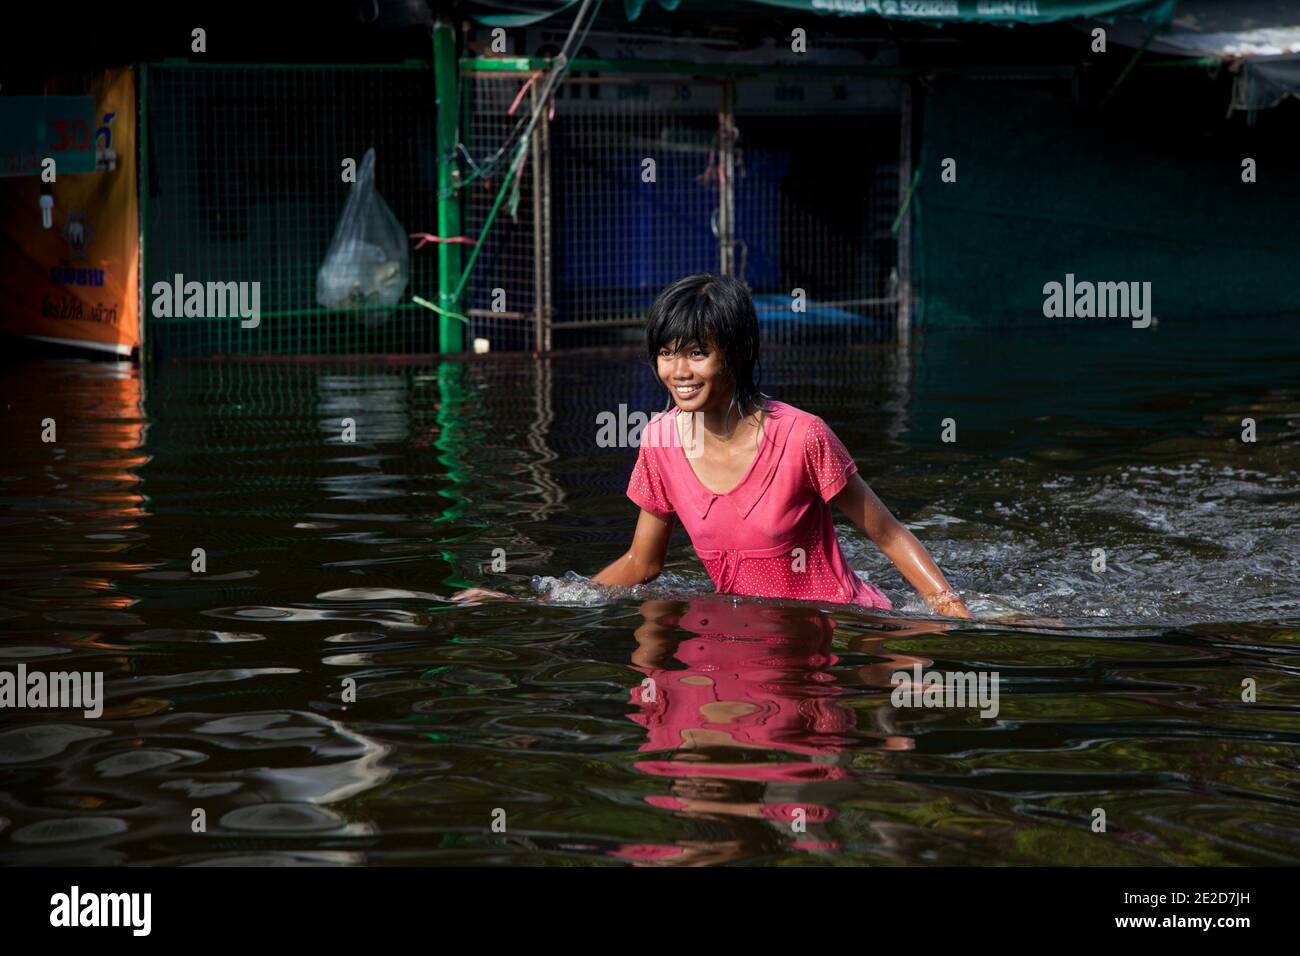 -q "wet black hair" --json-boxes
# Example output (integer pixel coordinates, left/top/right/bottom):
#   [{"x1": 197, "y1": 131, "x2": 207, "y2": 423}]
[{"x1": 645, "y1": 273, "x2": 769, "y2": 417}]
